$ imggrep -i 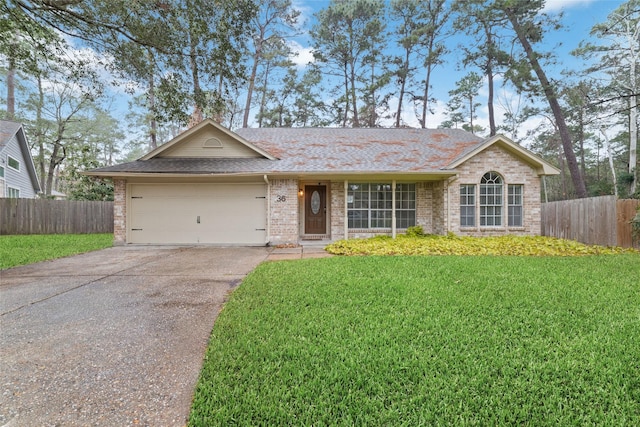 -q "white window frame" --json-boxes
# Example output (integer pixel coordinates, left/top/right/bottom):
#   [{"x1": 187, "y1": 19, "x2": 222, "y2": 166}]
[
  {"x1": 7, "y1": 186, "x2": 20, "y2": 198},
  {"x1": 460, "y1": 184, "x2": 476, "y2": 227},
  {"x1": 480, "y1": 172, "x2": 503, "y2": 227},
  {"x1": 7, "y1": 155, "x2": 20, "y2": 172},
  {"x1": 347, "y1": 183, "x2": 416, "y2": 229},
  {"x1": 508, "y1": 184, "x2": 524, "y2": 227}
]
